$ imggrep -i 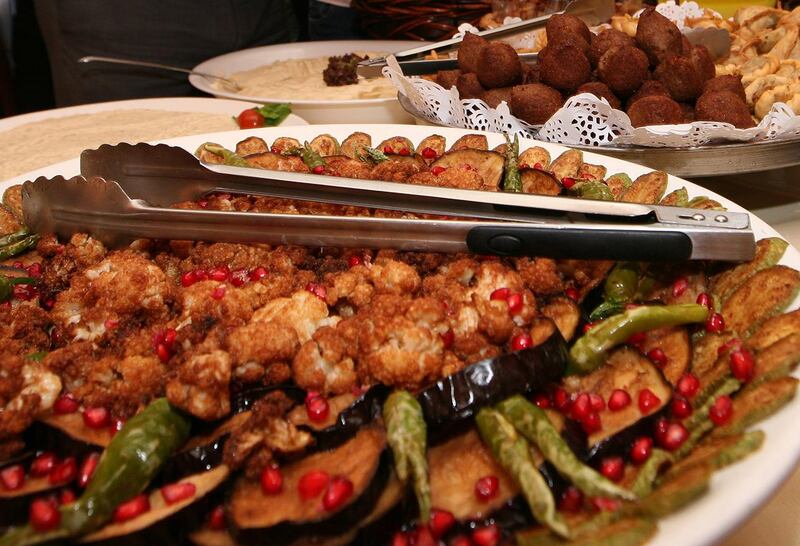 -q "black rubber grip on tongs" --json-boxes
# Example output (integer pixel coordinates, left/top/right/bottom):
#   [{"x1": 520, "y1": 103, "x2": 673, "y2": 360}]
[{"x1": 466, "y1": 226, "x2": 693, "y2": 261}]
